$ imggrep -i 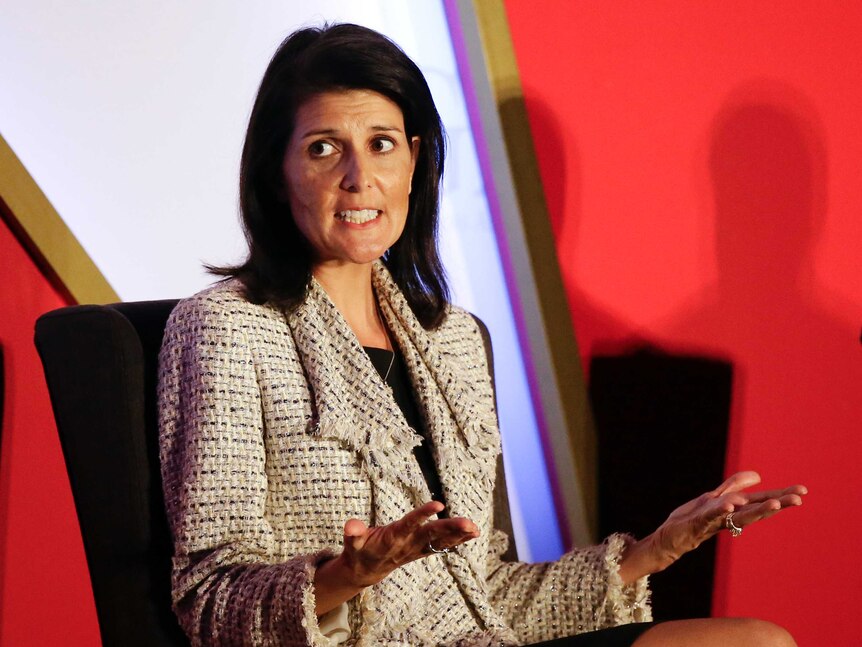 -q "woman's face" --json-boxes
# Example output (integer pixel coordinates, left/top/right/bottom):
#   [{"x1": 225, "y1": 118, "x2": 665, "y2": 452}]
[{"x1": 282, "y1": 89, "x2": 419, "y2": 270}]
